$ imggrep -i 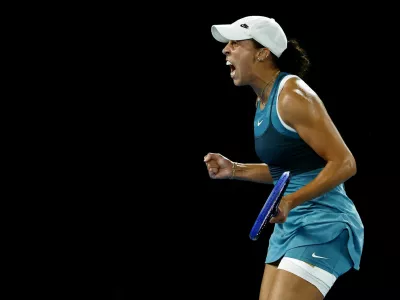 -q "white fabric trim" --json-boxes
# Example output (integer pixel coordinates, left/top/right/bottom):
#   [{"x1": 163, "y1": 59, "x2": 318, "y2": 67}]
[
  {"x1": 276, "y1": 75, "x2": 298, "y2": 133},
  {"x1": 278, "y1": 257, "x2": 337, "y2": 297}
]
